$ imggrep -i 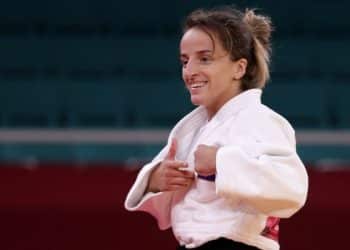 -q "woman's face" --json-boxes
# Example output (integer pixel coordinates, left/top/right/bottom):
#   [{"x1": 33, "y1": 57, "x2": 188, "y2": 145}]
[{"x1": 180, "y1": 28, "x2": 244, "y2": 117}]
